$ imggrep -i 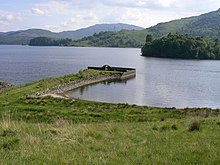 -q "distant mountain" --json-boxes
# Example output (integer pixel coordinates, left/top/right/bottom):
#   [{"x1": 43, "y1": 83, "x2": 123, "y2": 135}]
[
  {"x1": 59, "y1": 23, "x2": 144, "y2": 40},
  {"x1": 0, "y1": 23, "x2": 144, "y2": 45},
  {"x1": 5, "y1": 29, "x2": 56, "y2": 37},
  {"x1": 72, "y1": 9, "x2": 220, "y2": 47},
  {"x1": 0, "y1": 29, "x2": 58, "y2": 45}
]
